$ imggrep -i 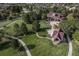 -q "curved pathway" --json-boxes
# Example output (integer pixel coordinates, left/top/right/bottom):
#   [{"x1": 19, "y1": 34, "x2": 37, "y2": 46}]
[
  {"x1": 67, "y1": 35, "x2": 72, "y2": 56},
  {"x1": 5, "y1": 35, "x2": 32, "y2": 56},
  {"x1": 0, "y1": 20, "x2": 32, "y2": 56},
  {"x1": 36, "y1": 32, "x2": 51, "y2": 40}
]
